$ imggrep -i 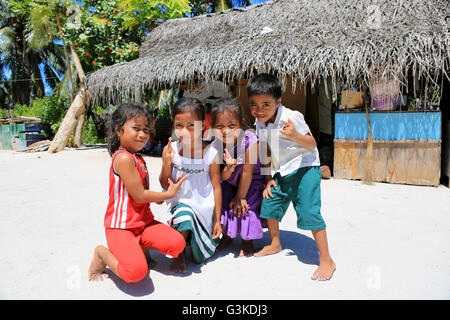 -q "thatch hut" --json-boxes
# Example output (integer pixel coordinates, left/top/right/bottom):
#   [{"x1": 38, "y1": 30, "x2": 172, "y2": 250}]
[{"x1": 87, "y1": 0, "x2": 450, "y2": 186}]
